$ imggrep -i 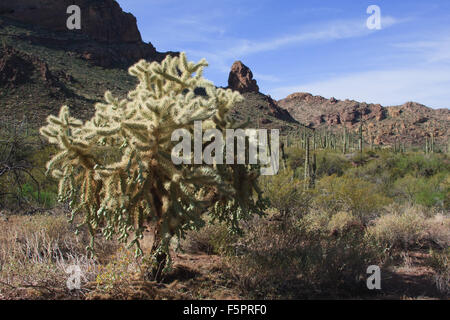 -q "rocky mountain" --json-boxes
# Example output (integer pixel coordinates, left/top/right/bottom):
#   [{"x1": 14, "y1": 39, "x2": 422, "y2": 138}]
[
  {"x1": 0, "y1": 0, "x2": 177, "y2": 68},
  {"x1": 278, "y1": 93, "x2": 449, "y2": 147}
]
